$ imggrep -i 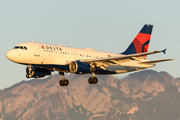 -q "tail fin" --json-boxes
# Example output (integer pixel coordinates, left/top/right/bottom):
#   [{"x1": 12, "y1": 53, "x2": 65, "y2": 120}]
[{"x1": 122, "y1": 24, "x2": 153, "y2": 56}]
